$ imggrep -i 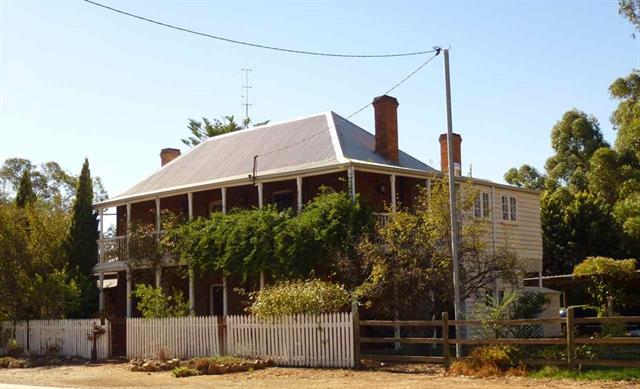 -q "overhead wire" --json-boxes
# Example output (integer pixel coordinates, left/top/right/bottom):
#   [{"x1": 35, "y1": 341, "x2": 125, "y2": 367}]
[
  {"x1": 81, "y1": 0, "x2": 443, "y2": 178},
  {"x1": 83, "y1": 0, "x2": 439, "y2": 58},
  {"x1": 252, "y1": 49, "x2": 441, "y2": 178}
]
